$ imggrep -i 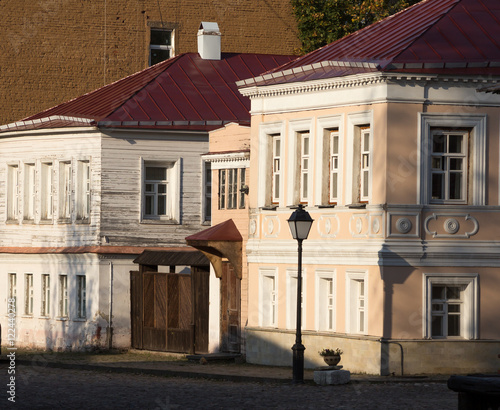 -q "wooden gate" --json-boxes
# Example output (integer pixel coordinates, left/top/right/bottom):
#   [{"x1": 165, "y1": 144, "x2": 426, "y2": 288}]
[
  {"x1": 130, "y1": 266, "x2": 209, "y2": 353},
  {"x1": 220, "y1": 262, "x2": 241, "y2": 353}
]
